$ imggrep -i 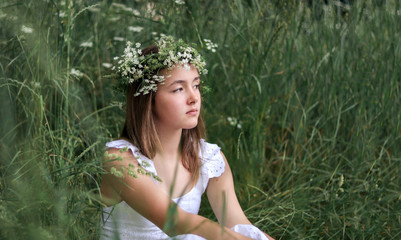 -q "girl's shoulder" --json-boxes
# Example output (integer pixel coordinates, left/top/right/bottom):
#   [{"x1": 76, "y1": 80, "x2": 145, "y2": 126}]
[
  {"x1": 105, "y1": 139, "x2": 158, "y2": 181},
  {"x1": 105, "y1": 139, "x2": 143, "y2": 162}
]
